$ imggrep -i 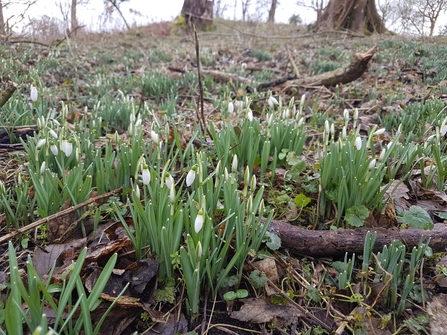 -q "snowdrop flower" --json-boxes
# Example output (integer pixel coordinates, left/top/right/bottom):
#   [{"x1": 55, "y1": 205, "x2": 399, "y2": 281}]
[
  {"x1": 343, "y1": 109, "x2": 349, "y2": 122},
  {"x1": 169, "y1": 183, "x2": 175, "y2": 203},
  {"x1": 368, "y1": 159, "x2": 376, "y2": 170},
  {"x1": 165, "y1": 173, "x2": 174, "y2": 189},
  {"x1": 426, "y1": 134, "x2": 436, "y2": 143},
  {"x1": 40, "y1": 161, "x2": 46, "y2": 174},
  {"x1": 48, "y1": 128, "x2": 58, "y2": 139},
  {"x1": 353, "y1": 108, "x2": 359, "y2": 121},
  {"x1": 282, "y1": 109, "x2": 290, "y2": 120},
  {"x1": 355, "y1": 136, "x2": 362, "y2": 150},
  {"x1": 231, "y1": 154, "x2": 238, "y2": 173},
  {"x1": 330, "y1": 123, "x2": 335, "y2": 135},
  {"x1": 267, "y1": 114, "x2": 274, "y2": 127},
  {"x1": 141, "y1": 164, "x2": 150, "y2": 185},
  {"x1": 30, "y1": 85, "x2": 38, "y2": 102},
  {"x1": 441, "y1": 125, "x2": 447, "y2": 137},
  {"x1": 61, "y1": 139, "x2": 73, "y2": 157},
  {"x1": 268, "y1": 96, "x2": 278, "y2": 107},
  {"x1": 194, "y1": 210, "x2": 205, "y2": 233},
  {"x1": 373, "y1": 128, "x2": 386, "y2": 136},
  {"x1": 297, "y1": 117, "x2": 304, "y2": 127},
  {"x1": 324, "y1": 120, "x2": 330, "y2": 134},
  {"x1": 197, "y1": 241, "x2": 202, "y2": 260},
  {"x1": 247, "y1": 109, "x2": 253, "y2": 122},
  {"x1": 151, "y1": 130, "x2": 160, "y2": 144},
  {"x1": 228, "y1": 101, "x2": 234, "y2": 114},
  {"x1": 133, "y1": 183, "x2": 140, "y2": 199},
  {"x1": 379, "y1": 148, "x2": 386, "y2": 161},
  {"x1": 186, "y1": 166, "x2": 197, "y2": 187},
  {"x1": 36, "y1": 138, "x2": 46, "y2": 149},
  {"x1": 50, "y1": 142, "x2": 58, "y2": 155}
]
